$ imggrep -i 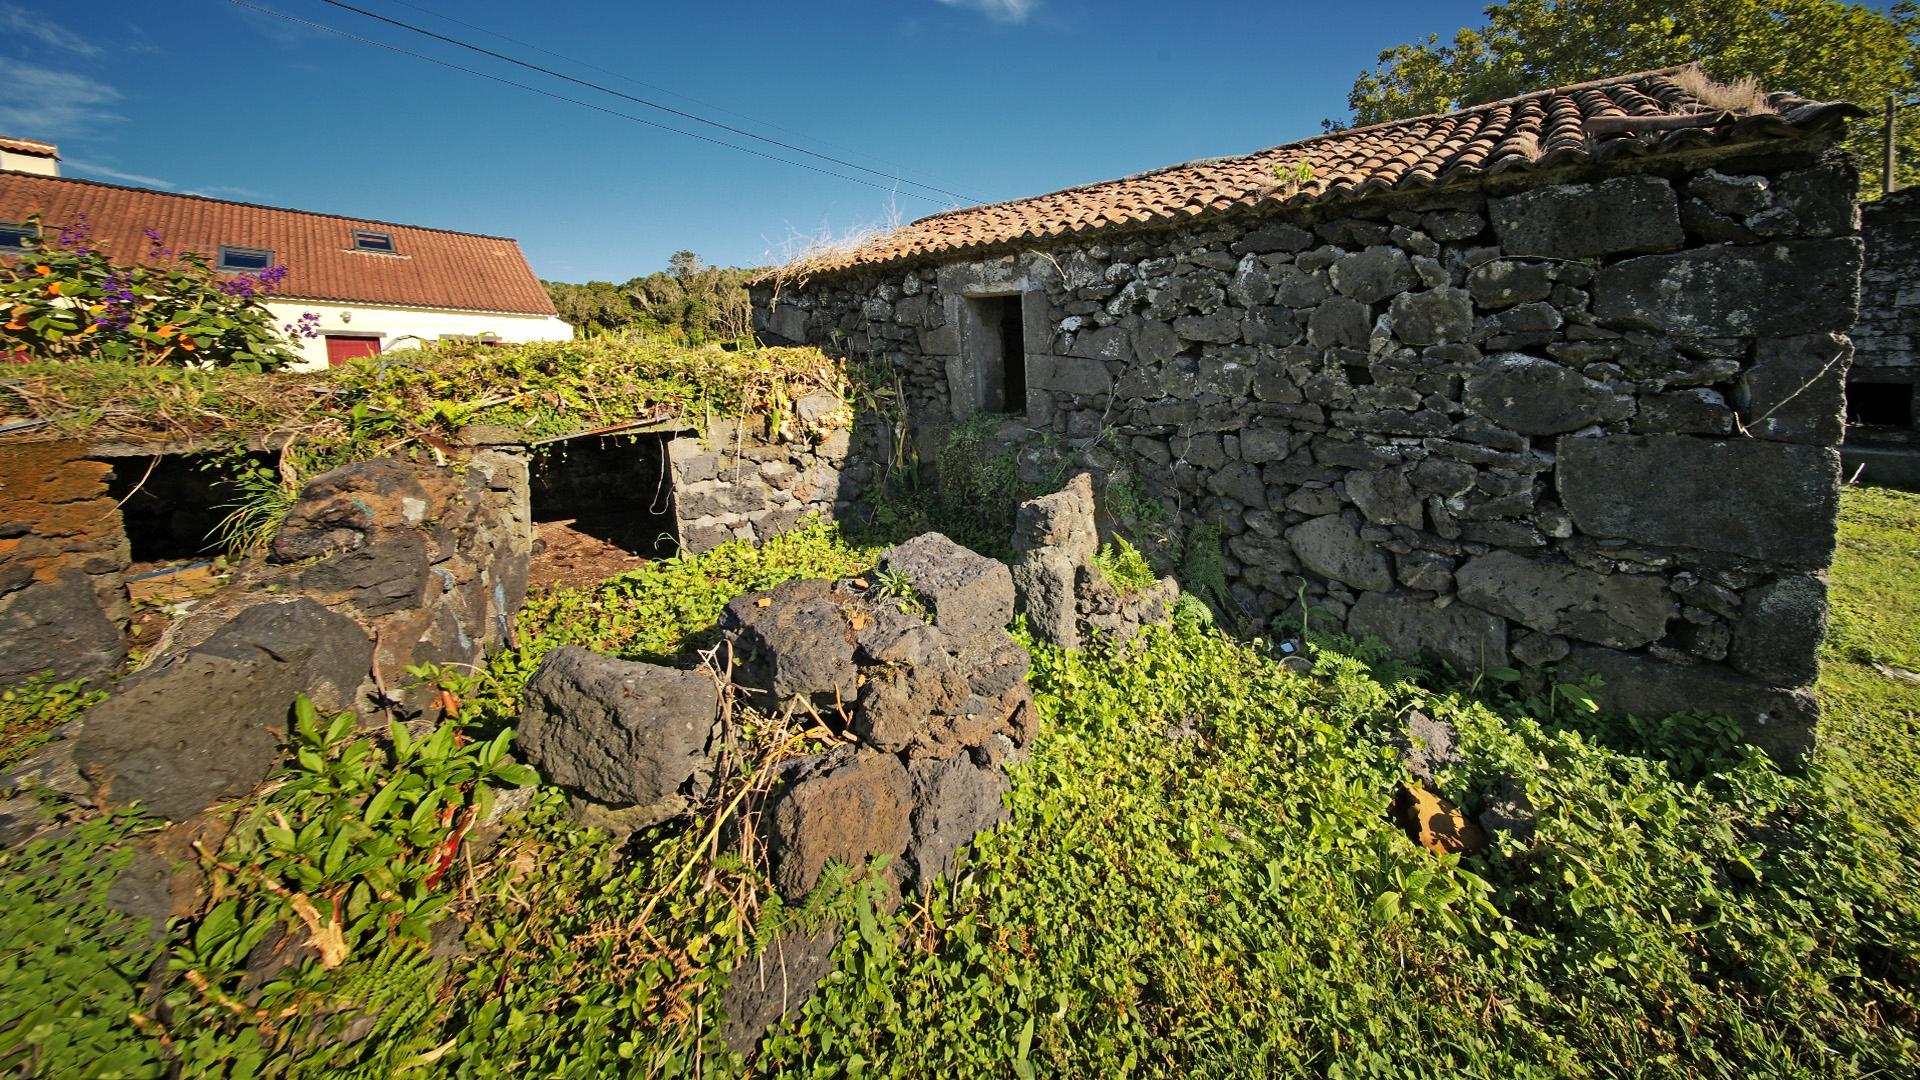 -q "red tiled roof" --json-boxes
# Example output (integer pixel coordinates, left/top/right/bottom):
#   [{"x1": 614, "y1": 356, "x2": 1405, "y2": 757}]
[
  {"x1": 0, "y1": 137, "x2": 58, "y2": 158},
  {"x1": 0, "y1": 173, "x2": 557, "y2": 315},
  {"x1": 803, "y1": 69, "x2": 1861, "y2": 277}
]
